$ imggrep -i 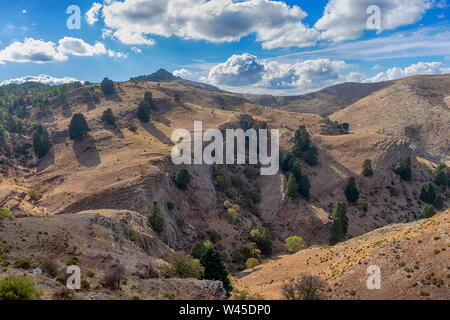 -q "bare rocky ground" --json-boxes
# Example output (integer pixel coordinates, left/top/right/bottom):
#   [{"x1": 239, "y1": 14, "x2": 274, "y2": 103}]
[
  {"x1": 0, "y1": 209, "x2": 226, "y2": 300},
  {"x1": 0, "y1": 74, "x2": 449, "y2": 299}
]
